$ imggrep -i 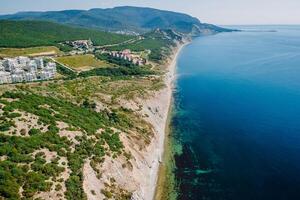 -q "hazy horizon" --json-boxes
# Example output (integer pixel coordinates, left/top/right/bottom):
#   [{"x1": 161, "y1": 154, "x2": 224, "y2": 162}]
[{"x1": 1, "y1": 0, "x2": 300, "y2": 25}]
